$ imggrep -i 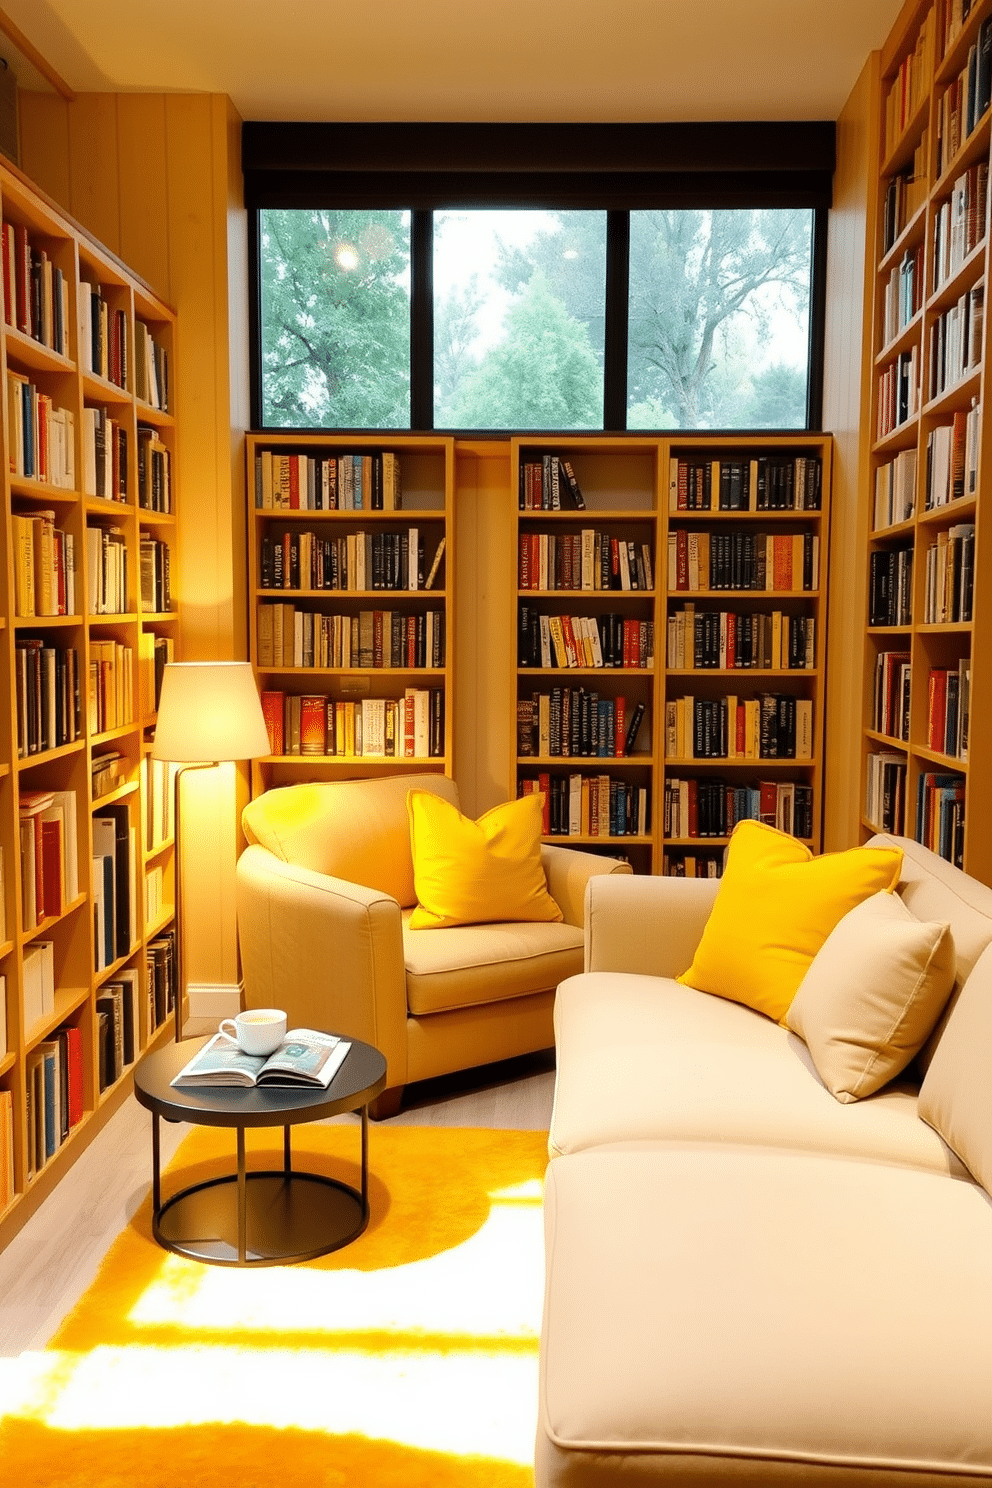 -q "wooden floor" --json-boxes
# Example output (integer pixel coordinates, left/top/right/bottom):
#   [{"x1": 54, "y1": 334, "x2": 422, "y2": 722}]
[{"x1": 0, "y1": 1032, "x2": 556, "y2": 1358}]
